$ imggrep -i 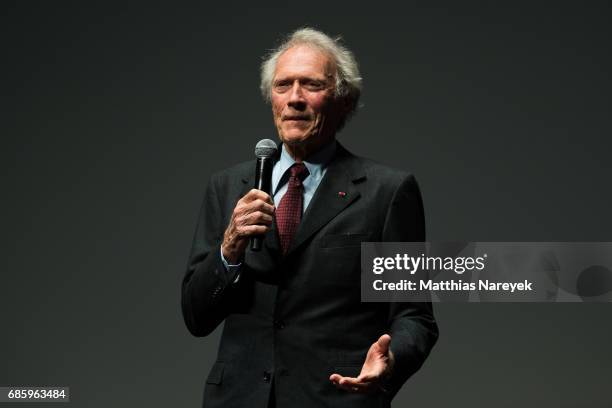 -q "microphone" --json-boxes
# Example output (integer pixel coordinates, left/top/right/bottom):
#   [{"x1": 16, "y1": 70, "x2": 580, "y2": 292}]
[{"x1": 251, "y1": 139, "x2": 278, "y2": 251}]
